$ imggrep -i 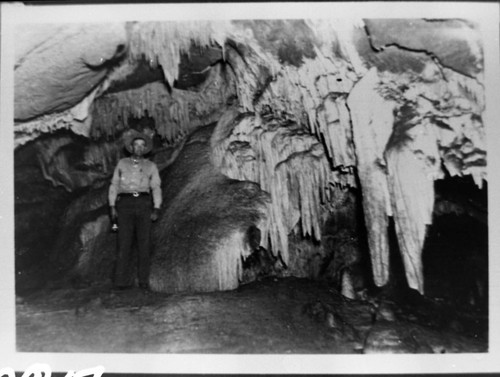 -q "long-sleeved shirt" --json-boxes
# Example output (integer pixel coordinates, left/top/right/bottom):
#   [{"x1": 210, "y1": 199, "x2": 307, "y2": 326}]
[{"x1": 108, "y1": 157, "x2": 162, "y2": 209}]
